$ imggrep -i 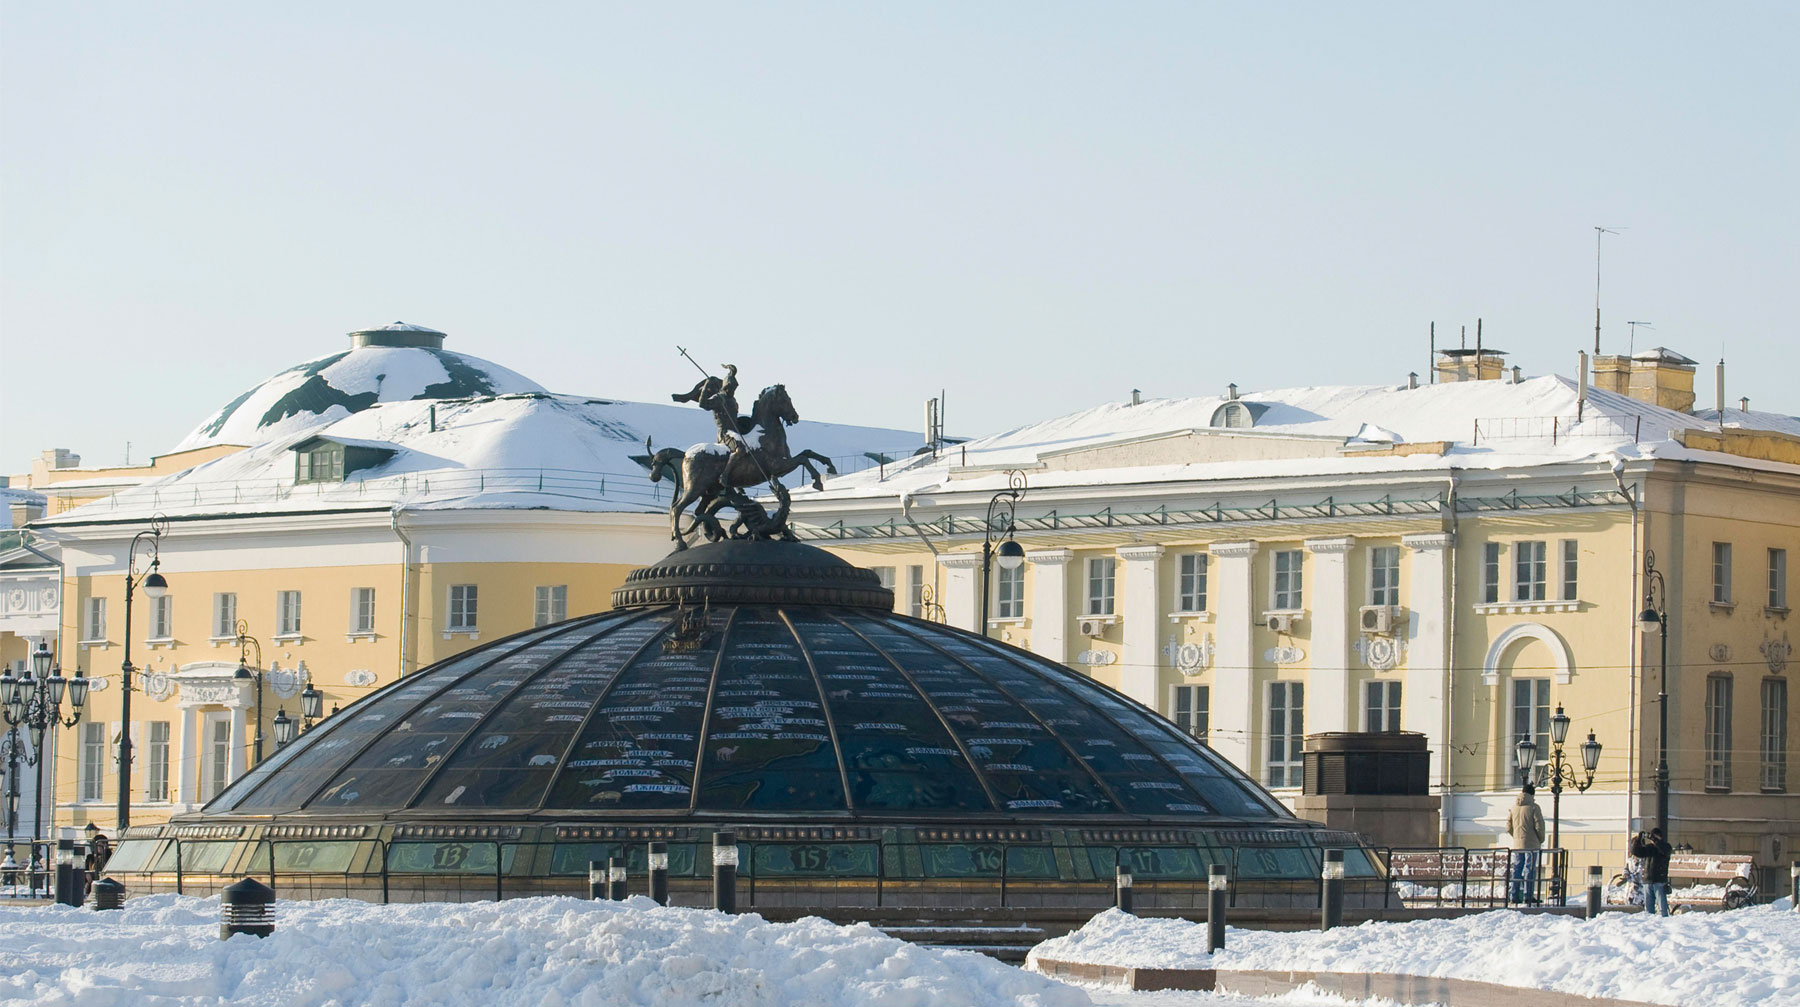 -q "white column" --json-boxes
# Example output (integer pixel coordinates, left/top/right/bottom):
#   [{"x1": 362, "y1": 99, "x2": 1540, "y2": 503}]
[
  {"x1": 1026, "y1": 549, "x2": 1073, "y2": 665},
  {"x1": 228, "y1": 706, "x2": 248, "y2": 783},
  {"x1": 176, "y1": 707, "x2": 199, "y2": 806},
  {"x1": 1117, "y1": 545, "x2": 1165, "y2": 708},
  {"x1": 1304, "y1": 536, "x2": 1355, "y2": 734},
  {"x1": 938, "y1": 553, "x2": 983, "y2": 633},
  {"x1": 1211, "y1": 541, "x2": 1259, "y2": 774},
  {"x1": 1402, "y1": 532, "x2": 1452, "y2": 791}
]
